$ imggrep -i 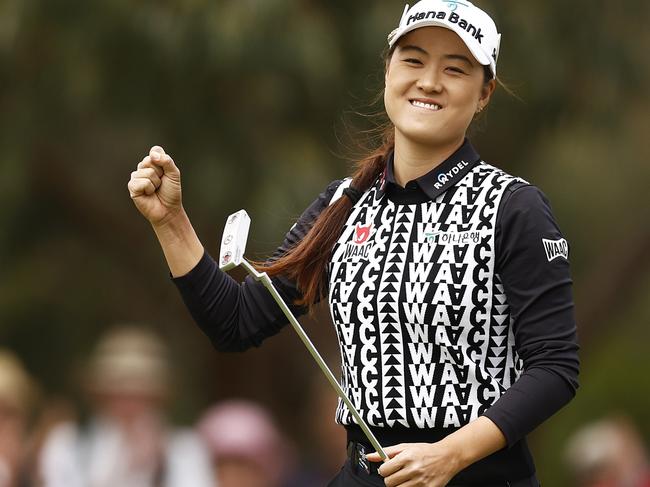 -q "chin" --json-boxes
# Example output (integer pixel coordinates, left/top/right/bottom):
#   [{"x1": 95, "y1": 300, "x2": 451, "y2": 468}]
[{"x1": 398, "y1": 126, "x2": 459, "y2": 148}]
